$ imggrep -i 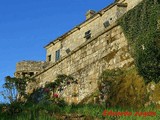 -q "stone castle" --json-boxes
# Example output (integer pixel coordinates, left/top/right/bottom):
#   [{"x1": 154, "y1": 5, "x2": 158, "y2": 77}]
[{"x1": 14, "y1": 0, "x2": 143, "y2": 104}]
